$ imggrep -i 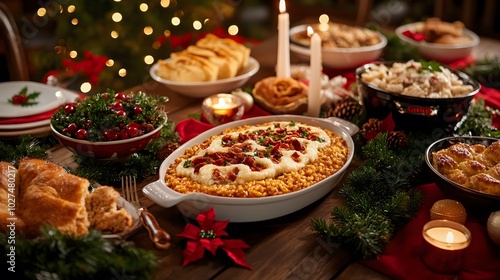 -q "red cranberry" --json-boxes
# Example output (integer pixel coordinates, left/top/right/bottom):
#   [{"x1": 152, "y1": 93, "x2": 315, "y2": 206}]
[
  {"x1": 115, "y1": 110, "x2": 127, "y2": 117},
  {"x1": 114, "y1": 92, "x2": 127, "y2": 100},
  {"x1": 75, "y1": 128, "x2": 88, "y2": 140},
  {"x1": 66, "y1": 123, "x2": 78, "y2": 133},
  {"x1": 64, "y1": 104, "x2": 76, "y2": 114},
  {"x1": 104, "y1": 131, "x2": 119, "y2": 141},
  {"x1": 118, "y1": 130, "x2": 129, "y2": 140},
  {"x1": 133, "y1": 106, "x2": 143, "y2": 115},
  {"x1": 112, "y1": 101, "x2": 124, "y2": 111}
]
